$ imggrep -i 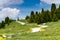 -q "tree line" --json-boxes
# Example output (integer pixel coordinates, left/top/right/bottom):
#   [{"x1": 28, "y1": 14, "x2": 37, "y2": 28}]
[
  {"x1": 0, "y1": 17, "x2": 14, "y2": 29},
  {"x1": 25, "y1": 3, "x2": 60, "y2": 24}
]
